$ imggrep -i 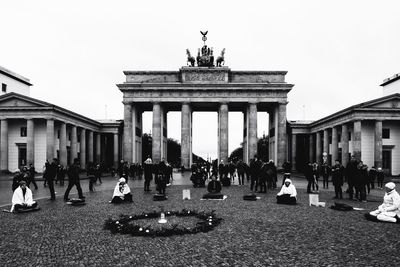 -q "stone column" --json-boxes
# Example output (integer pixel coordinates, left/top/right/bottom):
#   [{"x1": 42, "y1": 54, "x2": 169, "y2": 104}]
[
  {"x1": 374, "y1": 120, "x2": 383, "y2": 168},
  {"x1": 353, "y1": 121, "x2": 362, "y2": 161},
  {"x1": 26, "y1": 119, "x2": 35, "y2": 166},
  {"x1": 309, "y1": 134, "x2": 314, "y2": 163},
  {"x1": 152, "y1": 102, "x2": 162, "y2": 163},
  {"x1": 96, "y1": 132, "x2": 101, "y2": 163},
  {"x1": 291, "y1": 133, "x2": 297, "y2": 171},
  {"x1": 242, "y1": 110, "x2": 248, "y2": 163},
  {"x1": 218, "y1": 103, "x2": 229, "y2": 164},
  {"x1": 331, "y1": 126, "x2": 338, "y2": 163},
  {"x1": 316, "y1": 131, "x2": 322, "y2": 164},
  {"x1": 323, "y1": 129, "x2": 329, "y2": 164},
  {"x1": 46, "y1": 119, "x2": 54, "y2": 161},
  {"x1": 277, "y1": 103, "x2": 287, "y2": 167},
  {"x1": 0, "y1": 119, "x2": 8, "y2": 171},
  {"x1": 70, "y1": 125, "x2": 77, "y2": 163},
  {"x1": 123, "y1": 103, "x2": 133, "y2": 163},
  {"x1": 113, "y1": 133, "x2": 119, "y2": 169},
  {"x1": 341, "y1": 124, "x2": 349, "y2": 166},
  {"x1": 59, "y1": 122, "x2": 67, "y2": 166},
  {"x1": 181, "y1": 102, "x2": 192, "y2": 169},
  {"x1": 248, "y1": 103, "x2": 258, "y2": 162},
  {"x1": 80, "y1": 129, "x2": 86, "y2": 169},
  {"x1": 88, "y1": 130, "x2": 94, "y2": 163}
]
